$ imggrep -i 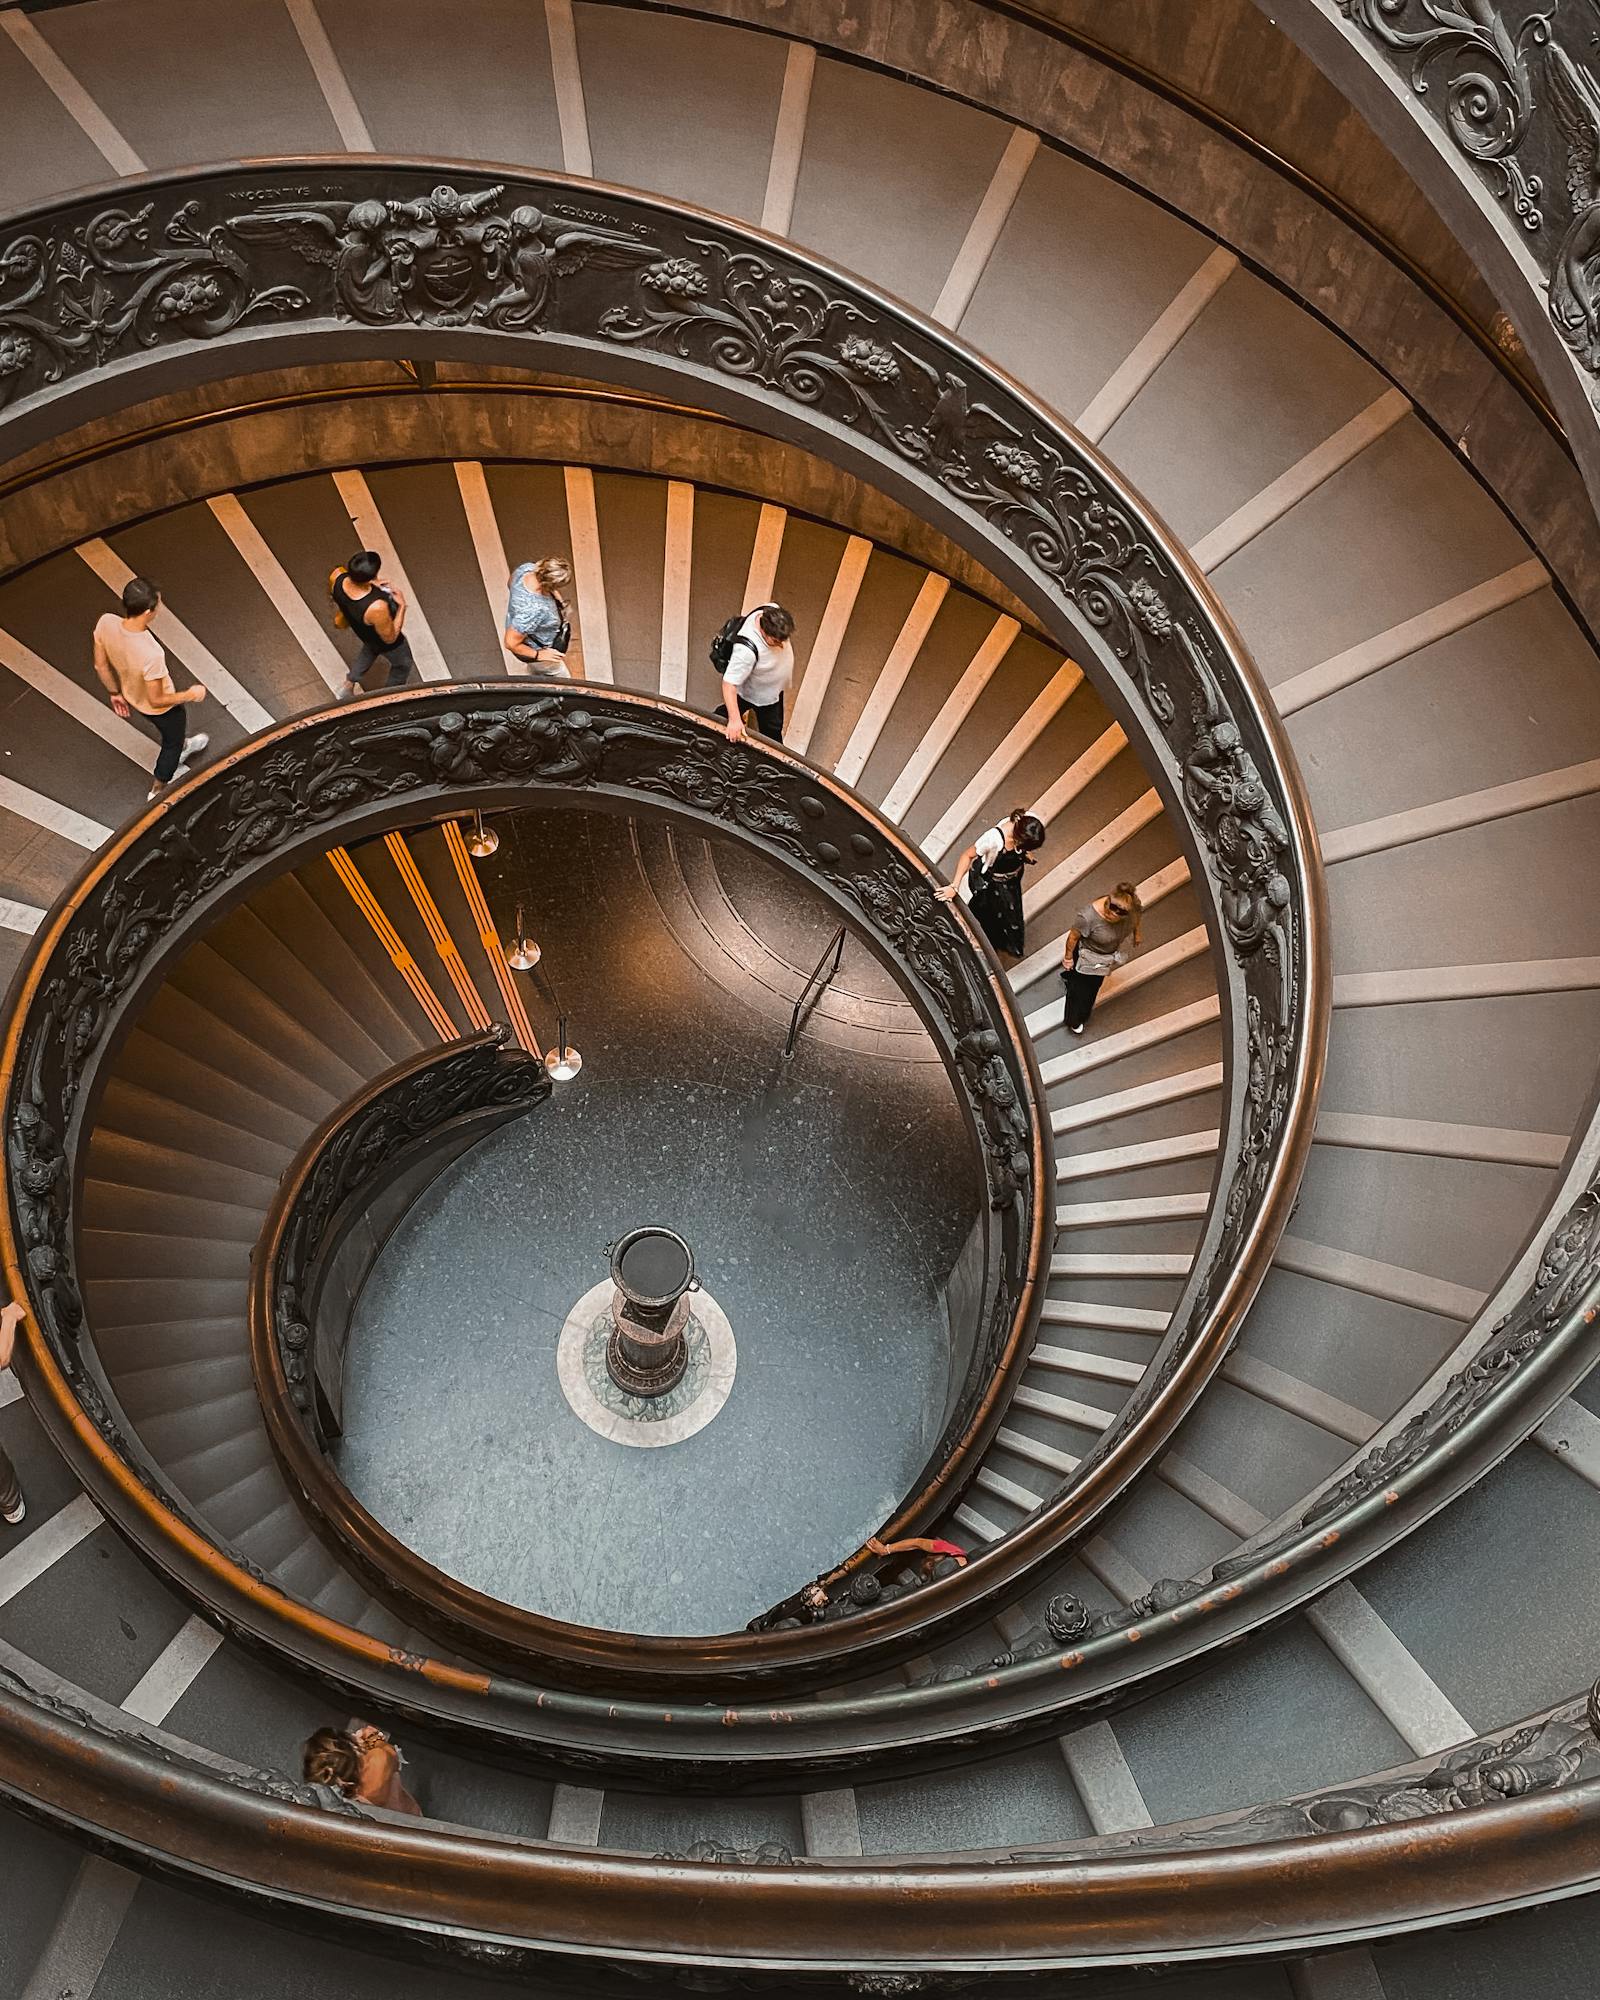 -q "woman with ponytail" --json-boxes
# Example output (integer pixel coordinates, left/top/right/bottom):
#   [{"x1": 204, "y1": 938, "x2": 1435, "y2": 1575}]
[
  {"x1": 1060, "y1": 880, "x2": 1143, "y2": 1035},
  {"x1": 935, "y1": 807, "x2": 1047, "y2": 957}
]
